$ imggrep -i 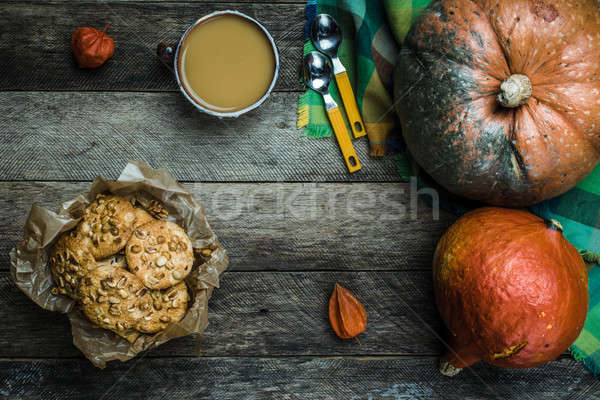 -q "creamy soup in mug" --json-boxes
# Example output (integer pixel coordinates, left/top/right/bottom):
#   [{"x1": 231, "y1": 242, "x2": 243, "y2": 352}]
[{"x1": 178, "y1": 14, "x2": 276, "y2": 113}]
